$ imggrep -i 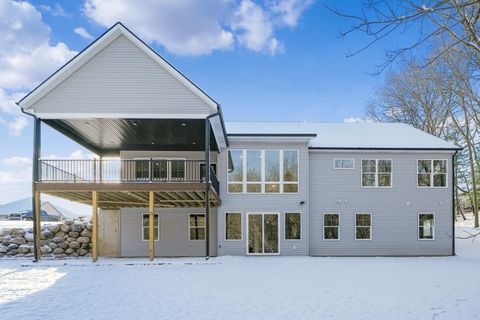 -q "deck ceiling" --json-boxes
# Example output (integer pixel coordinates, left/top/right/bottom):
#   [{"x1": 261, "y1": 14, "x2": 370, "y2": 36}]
[
  {"x1": 43, "y1": 190, "x2": 220, "y2": 210},
  {"x1": 43, "y1": 118, "x2": 218, "y2": 156}
]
